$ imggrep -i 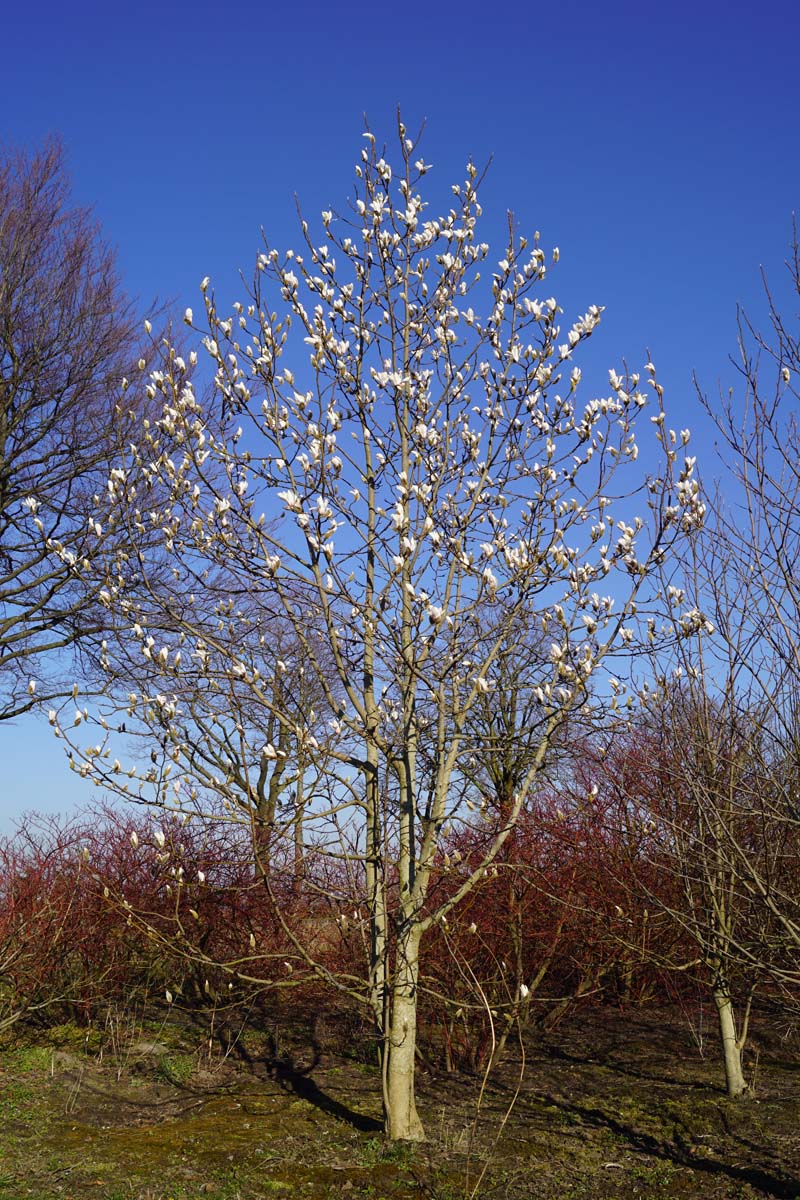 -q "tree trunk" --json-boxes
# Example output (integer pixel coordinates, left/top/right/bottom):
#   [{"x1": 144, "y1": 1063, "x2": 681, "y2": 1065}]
[
  {"x1": 385, "y1": 928, "x2": 425, "y2": 1141},
  {"x1": 713, "y1": 986, "x2": 749, "y2": 1098},
  {"x1": 292, "y1": 769, "x2": 305, "y2": 897}
]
